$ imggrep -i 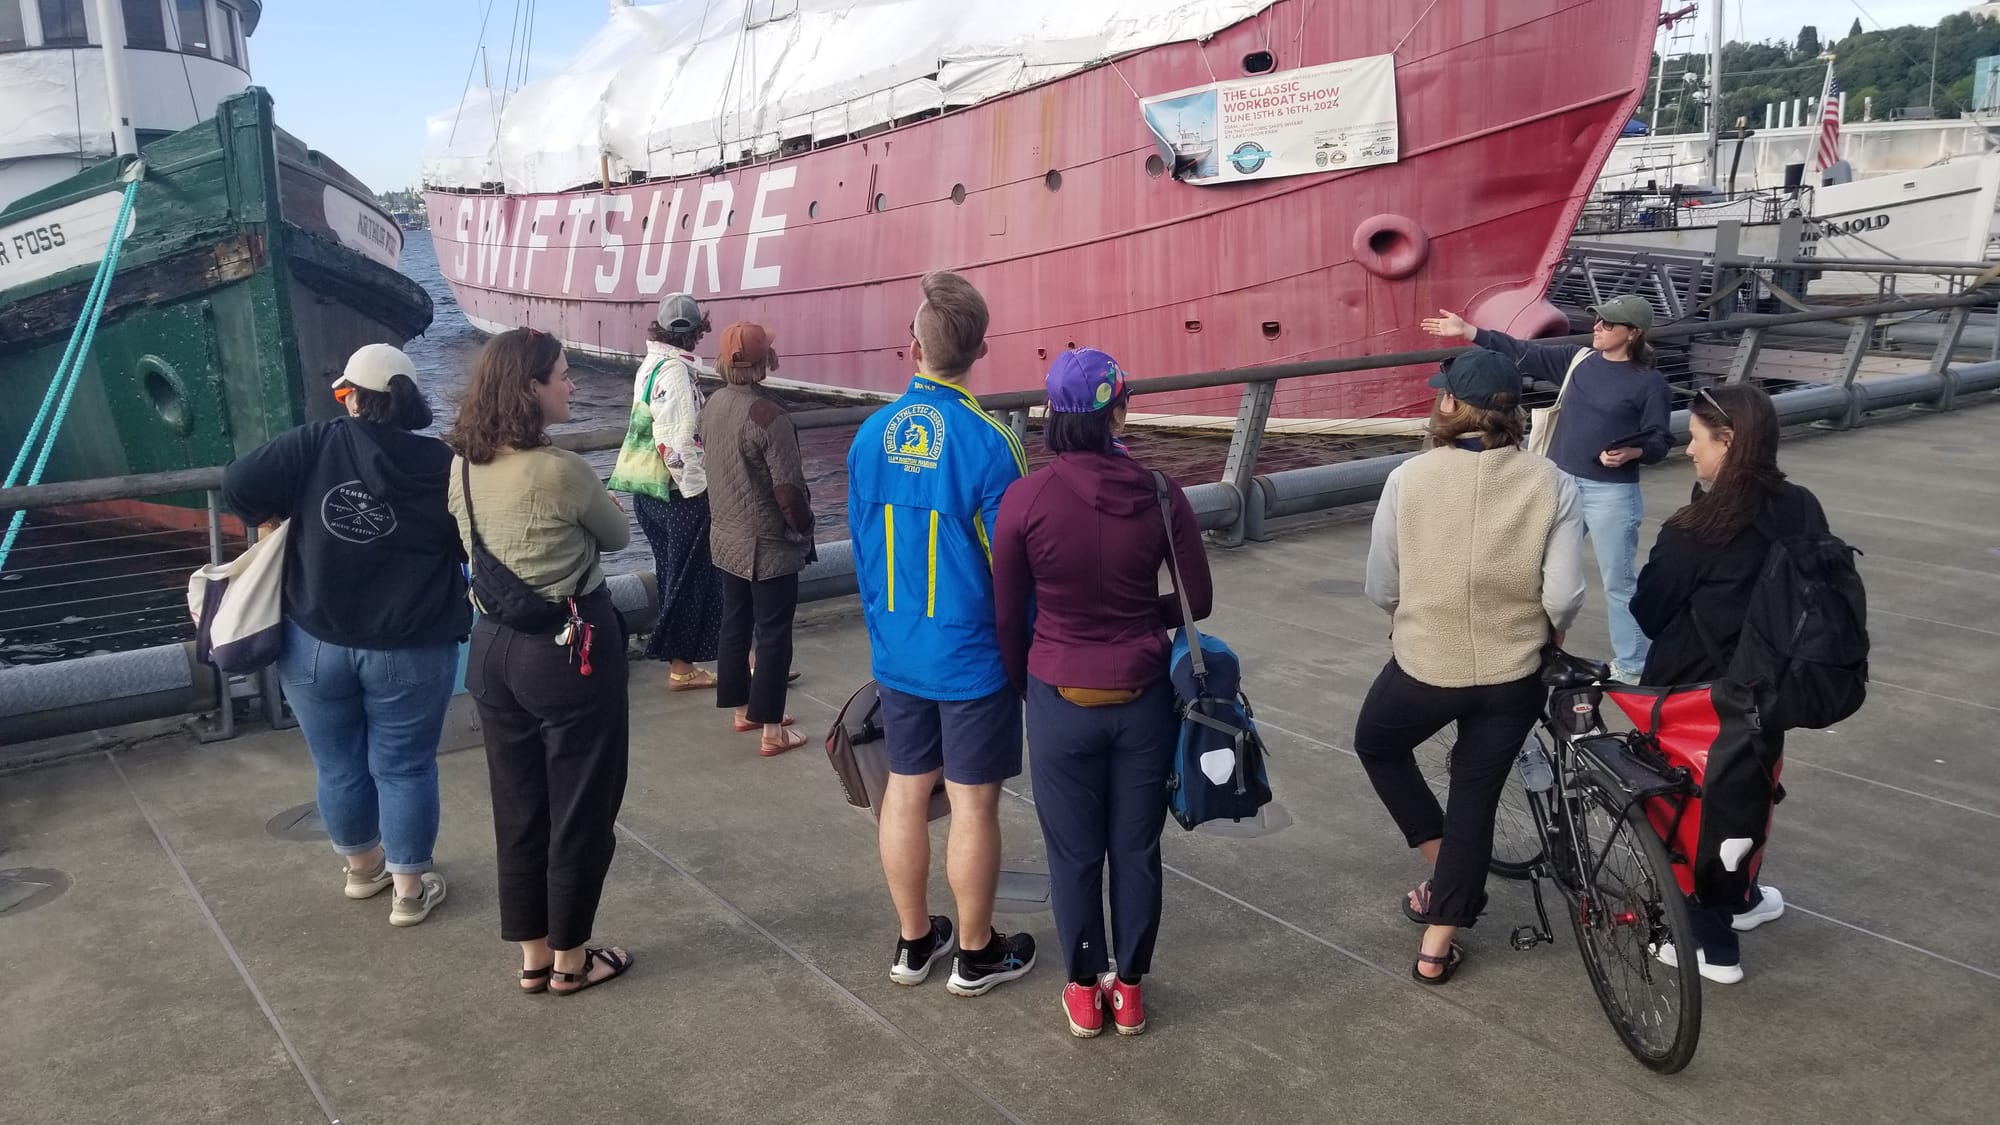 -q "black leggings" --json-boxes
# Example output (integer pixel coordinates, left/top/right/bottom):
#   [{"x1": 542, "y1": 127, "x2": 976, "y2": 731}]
[
  {"x1": 466, "y1": 587, "x2": 630, "y2": 950},
  {"x1": 1352, "y1": 659, "x2": 1542, "y2": 928}
]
